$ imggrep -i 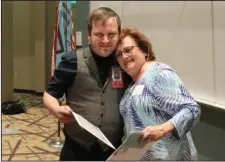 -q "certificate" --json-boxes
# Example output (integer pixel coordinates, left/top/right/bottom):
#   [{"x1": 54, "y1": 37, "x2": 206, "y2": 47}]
[
  {"x1": 107, "y1": 131, "x2": 153, "y2": 161},
  {"x1": 71, "y1": 111, "x2": 116, "y2": 150},
  {"x1": 71, "y1": 111, "x2": 152, "y2": 160}
]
